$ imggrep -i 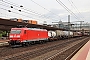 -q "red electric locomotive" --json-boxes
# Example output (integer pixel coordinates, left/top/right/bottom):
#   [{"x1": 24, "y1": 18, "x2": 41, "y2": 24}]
[{"x1": 9, "y1": 28, "x2": 48, "y2": 46}]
